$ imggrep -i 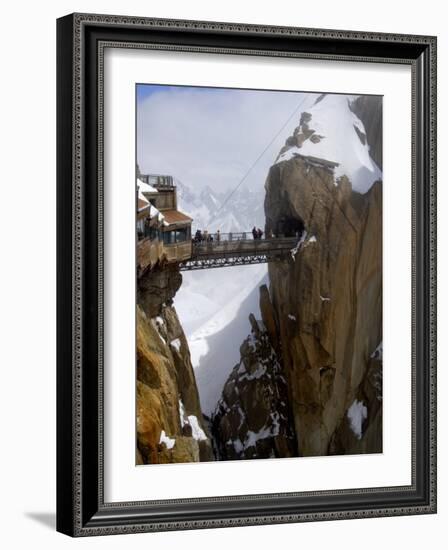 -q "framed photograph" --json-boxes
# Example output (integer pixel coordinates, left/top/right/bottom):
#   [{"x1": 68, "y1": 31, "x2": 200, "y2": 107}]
[{"x1": 56, "y1": 13, "x2": 437, "y2": 536}]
